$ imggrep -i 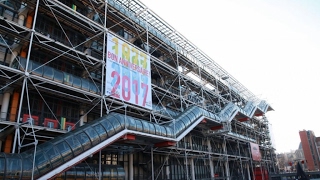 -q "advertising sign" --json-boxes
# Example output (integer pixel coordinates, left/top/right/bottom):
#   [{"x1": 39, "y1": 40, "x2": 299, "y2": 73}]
[
  {"x1": 250, "y1": 142, "x2": 262, "y2": 161},
  {"x1": 105, "y1": 33, "x2": 152, "y2": 110}
]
